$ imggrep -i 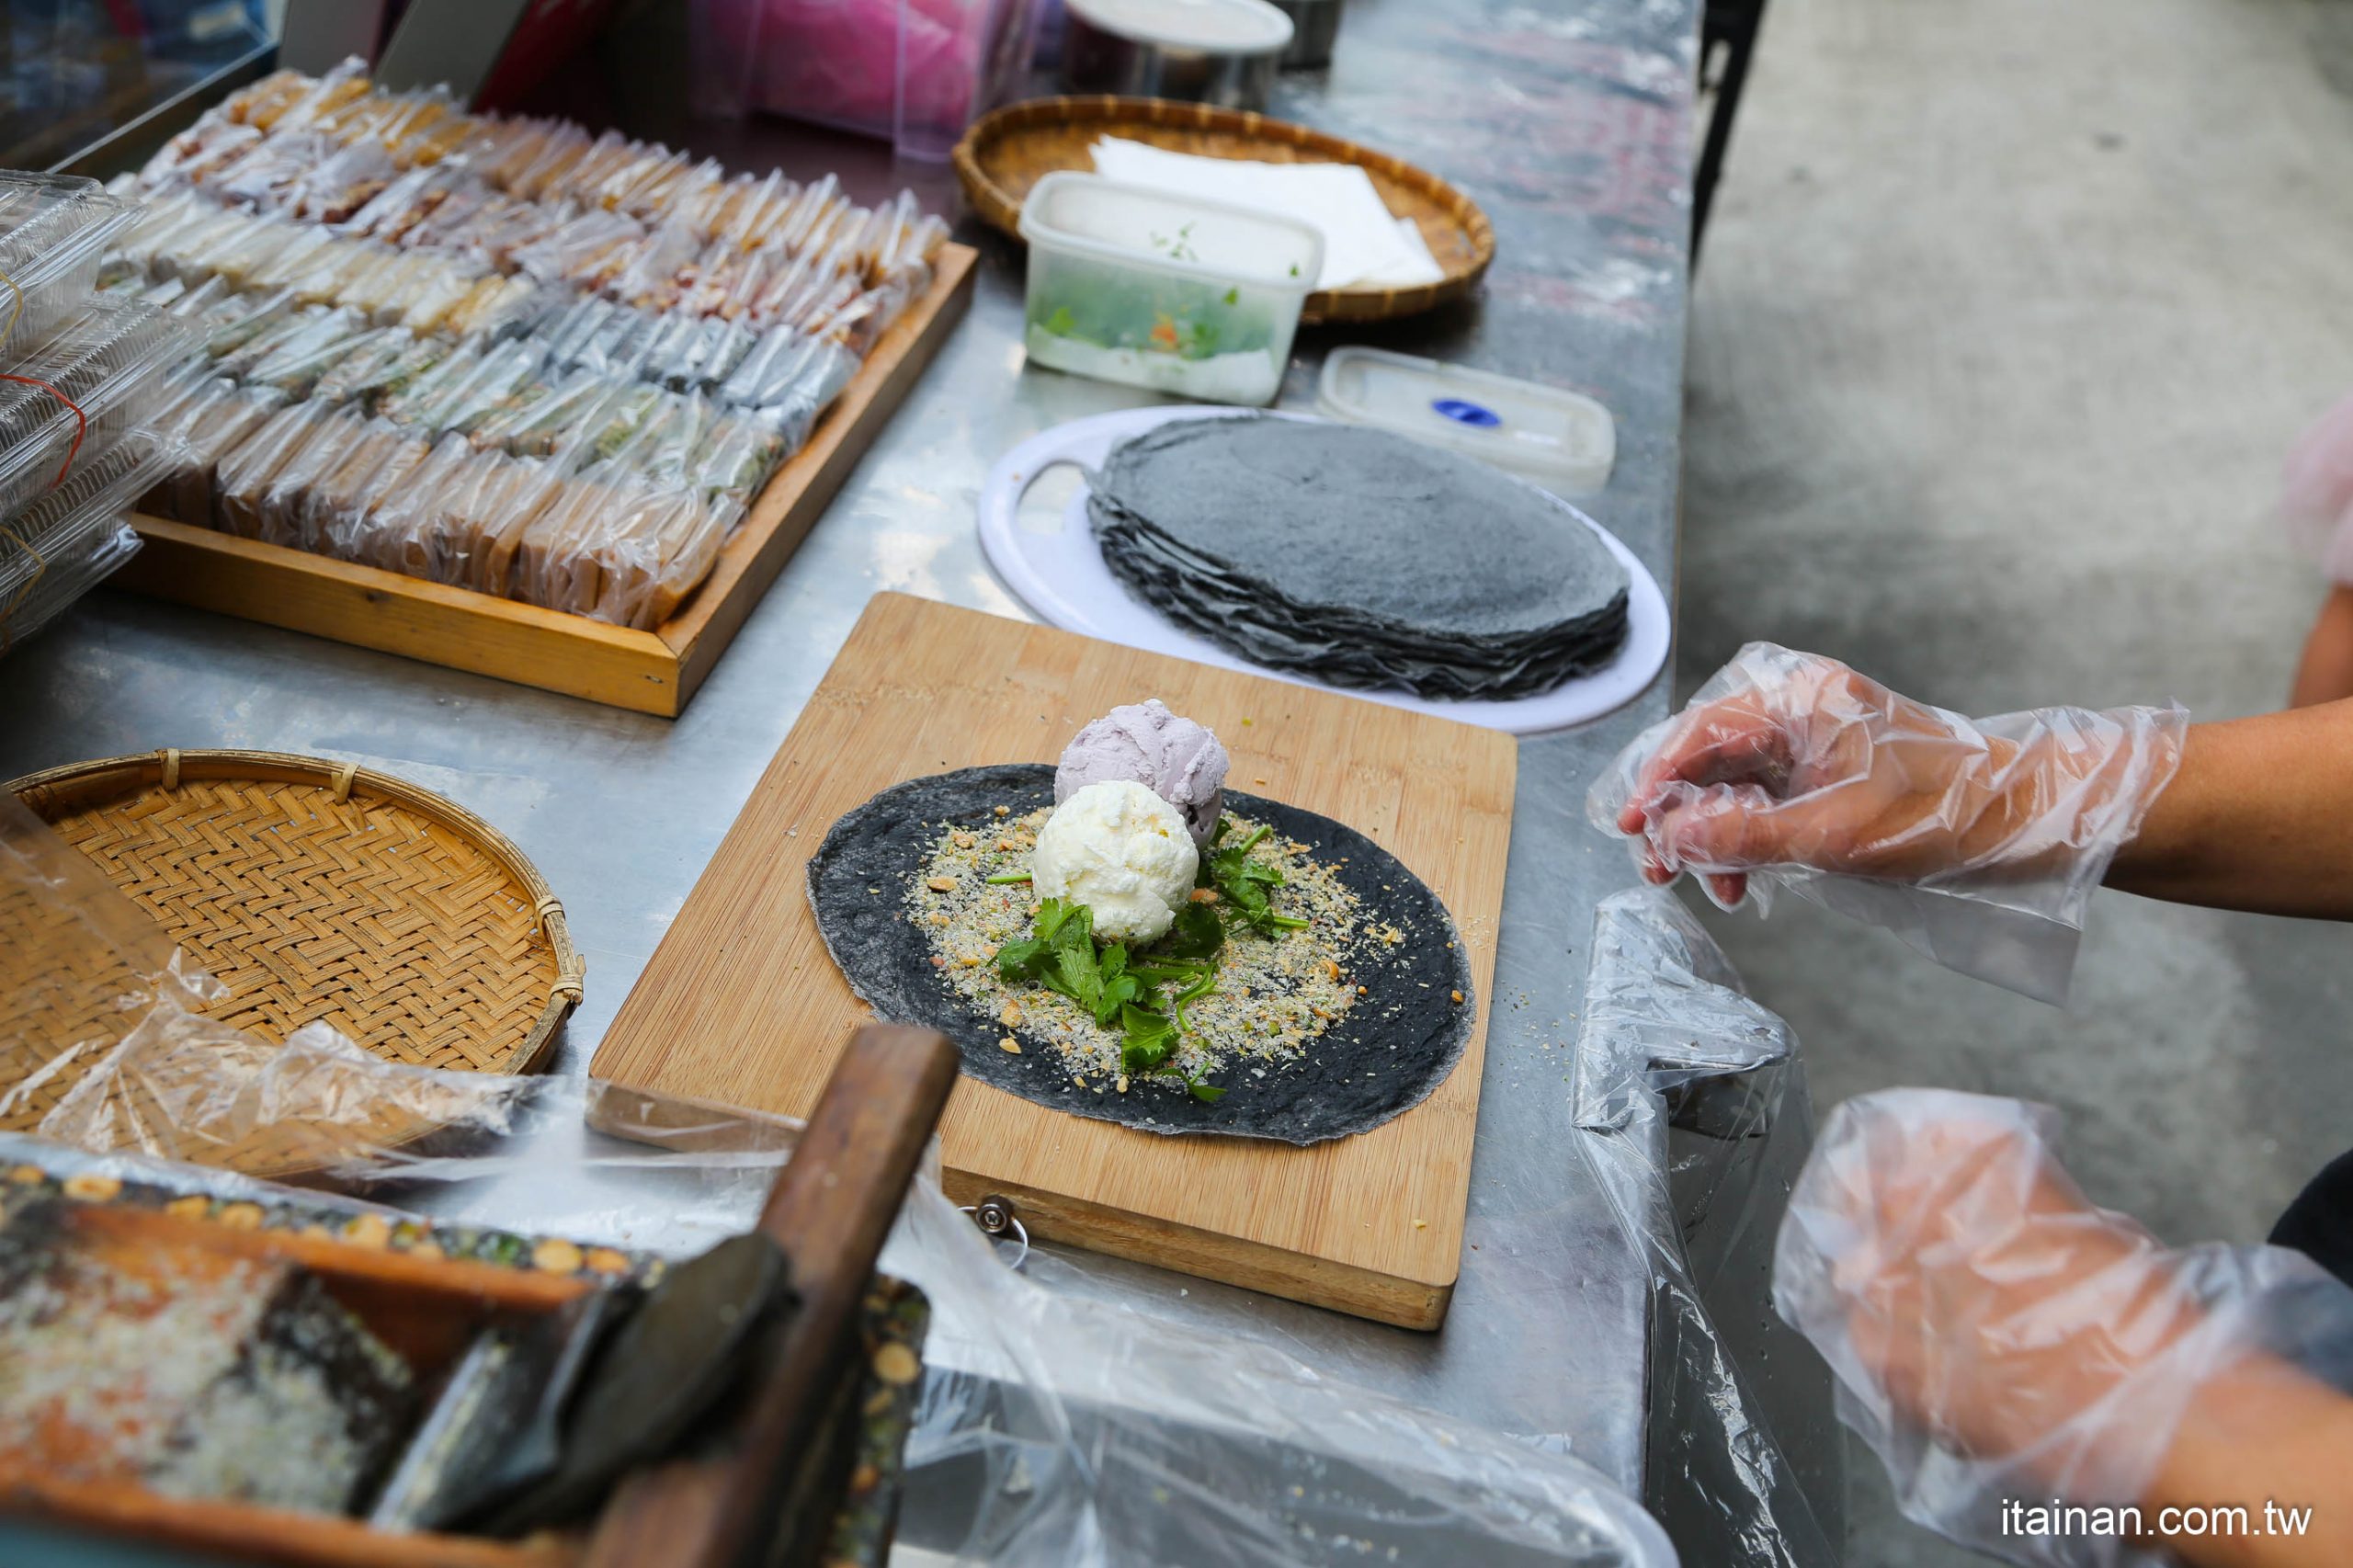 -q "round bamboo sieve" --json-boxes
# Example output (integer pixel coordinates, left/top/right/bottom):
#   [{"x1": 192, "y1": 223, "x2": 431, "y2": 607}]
[
  {"x1": 951, "y1": 95, "x2": 1495, "y2": 324},
  {"x1": 3, "y1": 748, "x2": 583, "y2": 1176}
]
